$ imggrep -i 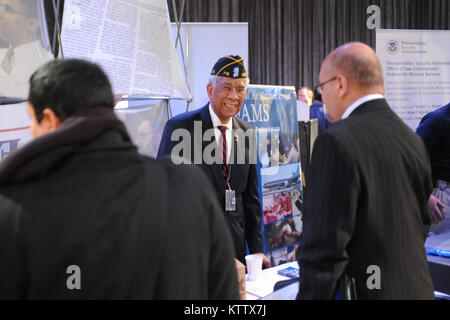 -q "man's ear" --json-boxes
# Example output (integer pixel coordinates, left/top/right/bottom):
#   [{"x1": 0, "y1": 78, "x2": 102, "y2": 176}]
[
  {"x1": 336, "y1": 74, "x2": 348, "y2": 100},
  {"x1": 40, "y1": 108, "x2": 62, "y2": 134},
  {"x1": 206, "y1": 83, "x2": 213, "y2": 99}
]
